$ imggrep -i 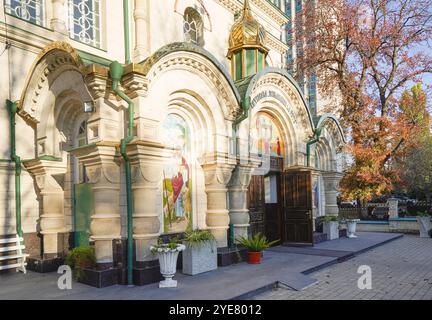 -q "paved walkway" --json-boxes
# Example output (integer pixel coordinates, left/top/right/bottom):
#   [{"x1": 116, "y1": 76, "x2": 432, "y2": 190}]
[
  {"x1": 255, "y1": 235, "x2": 432, "y2": 300},
  {"x1": 0, "y1": 232, "x2": 404, "y2": 300}
]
